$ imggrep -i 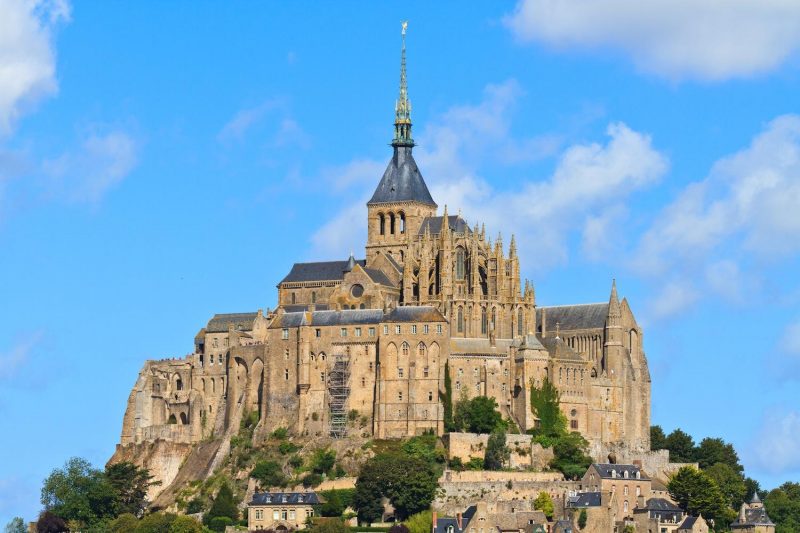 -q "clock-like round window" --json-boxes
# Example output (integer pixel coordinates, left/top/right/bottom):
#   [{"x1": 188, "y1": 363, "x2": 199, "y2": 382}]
[
  {"x1": 351, "y1": 284, "x2": 364, "y2": 298},
  {"x1": 570, "y1": 409, "x2": 578, "y2": 417}
]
